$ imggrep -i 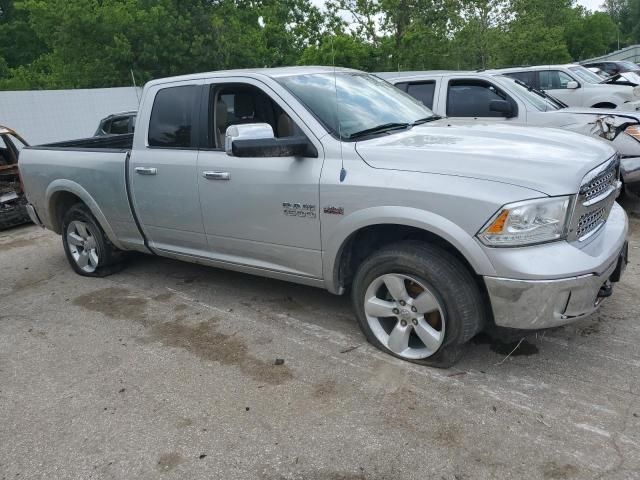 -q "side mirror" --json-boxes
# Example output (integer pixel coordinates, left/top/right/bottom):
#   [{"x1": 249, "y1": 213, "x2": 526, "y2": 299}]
[
  {"x1": 566, "y1": 81, "x2": 579, "y2": 90},
  {"x1": 225, "y1": 122, "x2": 316, "y2": 158},
  {"x1": 489, "y1": 100, "x2": 515, "y2": 118},
  {"x1": 225, "y1": 123, "x2": 274, "y2": 155}
]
